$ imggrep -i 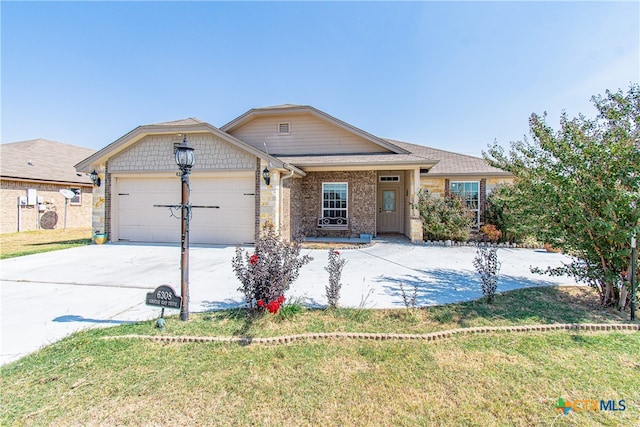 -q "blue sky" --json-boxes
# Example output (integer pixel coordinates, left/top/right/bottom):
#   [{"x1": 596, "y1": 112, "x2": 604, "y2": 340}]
[{"x1": 2, "y1": 1, "x2": 638, "y2": 158}]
